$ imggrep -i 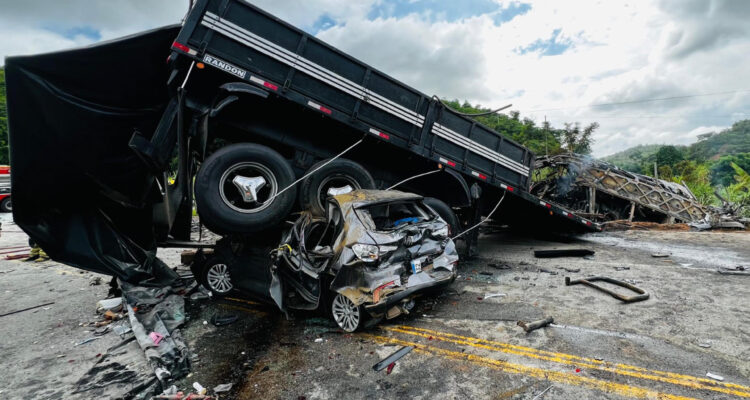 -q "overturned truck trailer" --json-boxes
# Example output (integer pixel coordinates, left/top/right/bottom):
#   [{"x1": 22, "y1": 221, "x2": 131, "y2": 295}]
[
  {"x1": 5, "y1": 0, "x2": 598, "y2": 284},
  {"x1": 532, "y1": 154, "x2": 747, "y2": 229}
]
